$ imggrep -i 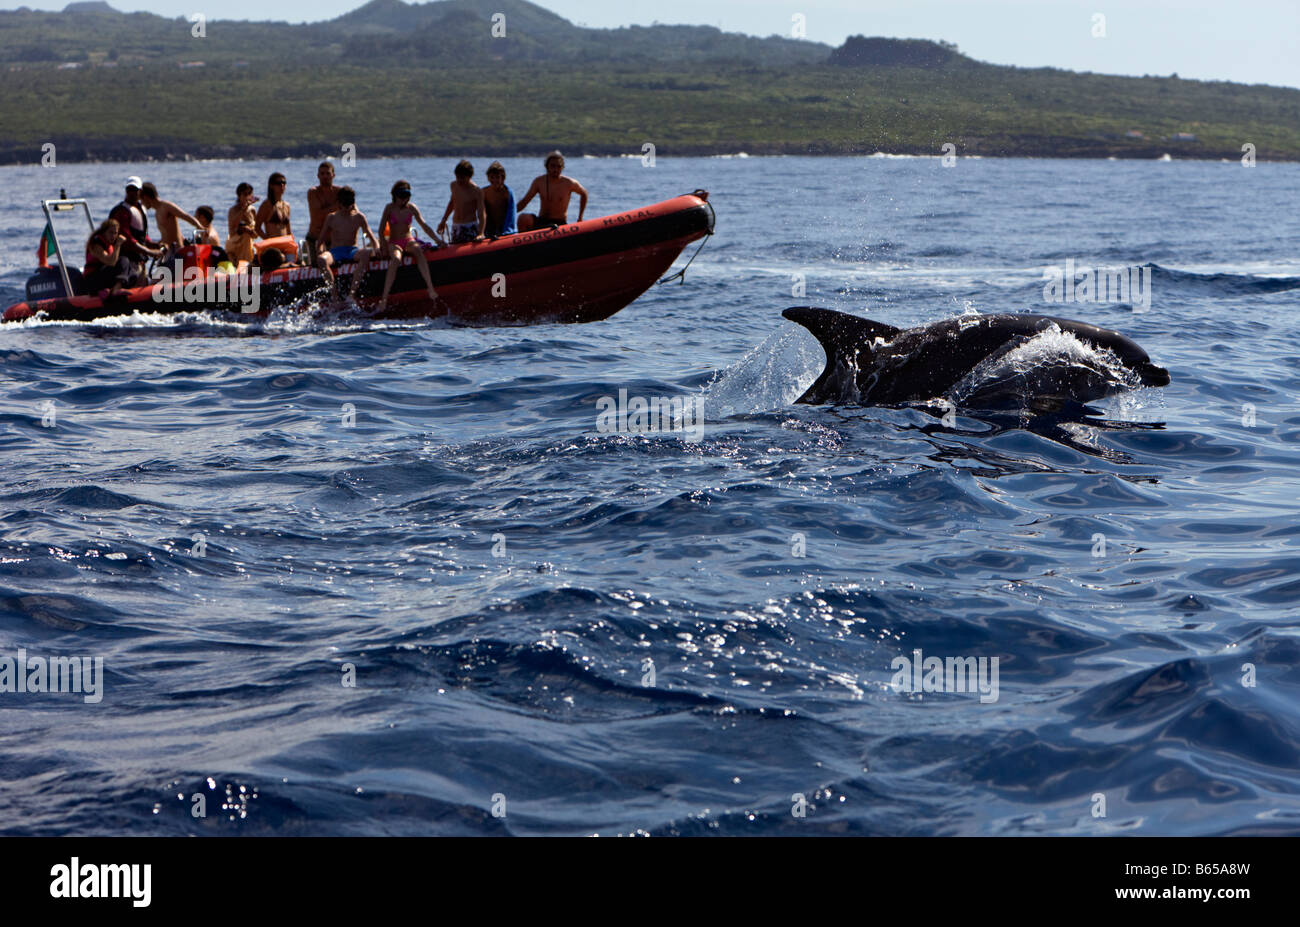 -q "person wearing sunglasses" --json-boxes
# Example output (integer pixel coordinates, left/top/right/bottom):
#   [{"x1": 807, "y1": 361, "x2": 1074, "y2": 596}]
[
  {"x1": 376, "y1": 180, "x2": 444, "y2": 311},
  {"x1": 256, "y1": 172, "x2": 292, "y2": 241}
]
